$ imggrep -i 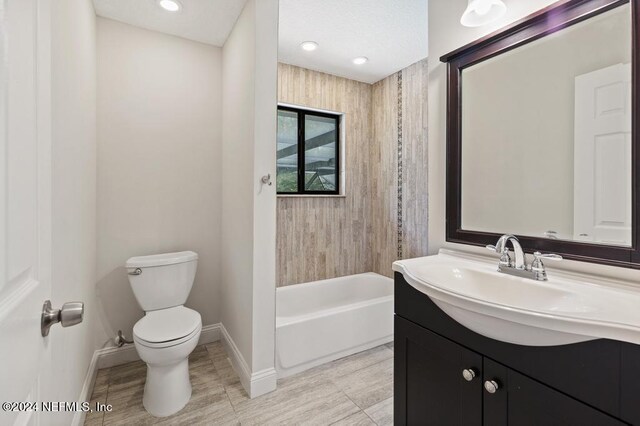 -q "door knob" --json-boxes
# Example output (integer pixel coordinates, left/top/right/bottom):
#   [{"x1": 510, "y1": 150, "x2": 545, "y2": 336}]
[
  {"x1": 462, "y1": 368, "x2": 477, "y2": 381},
  {"x1": 484, "y1": 380, "x2": 499, "y2": 394},
  {"x1": 41, "y1": 300, "x2": 84, "y2": 337}
]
